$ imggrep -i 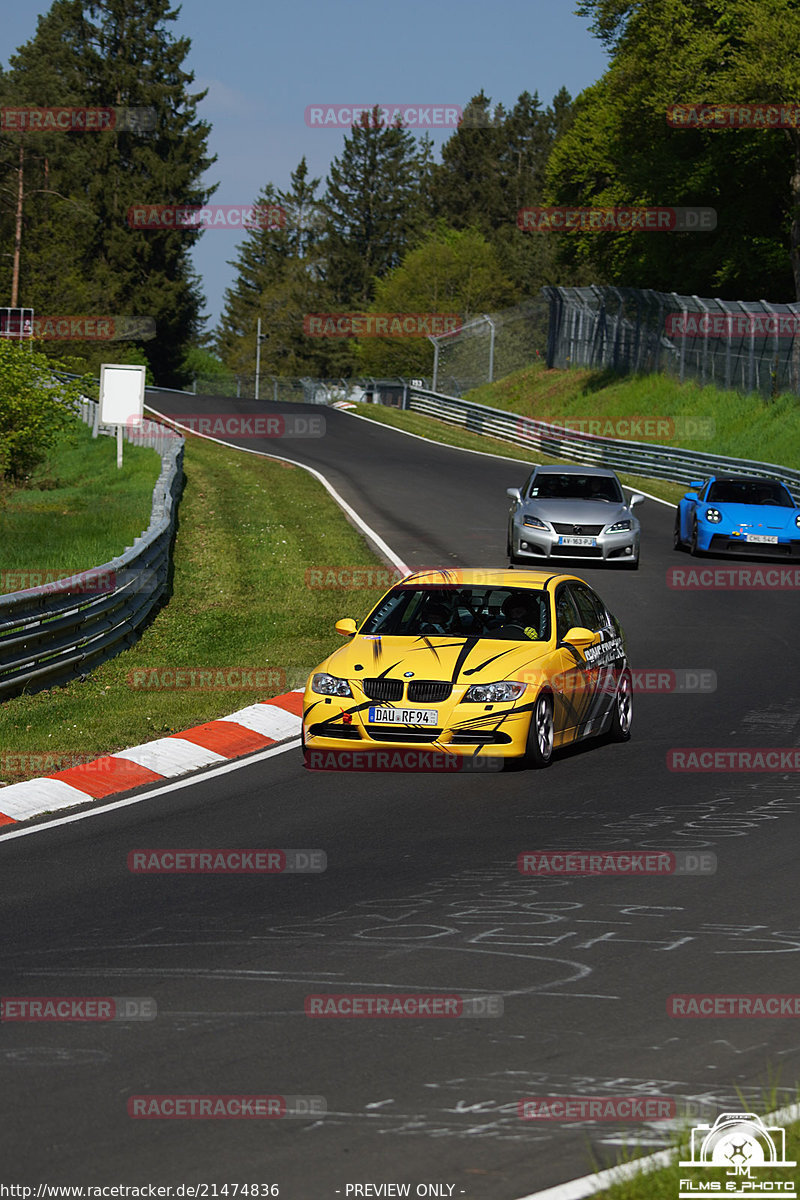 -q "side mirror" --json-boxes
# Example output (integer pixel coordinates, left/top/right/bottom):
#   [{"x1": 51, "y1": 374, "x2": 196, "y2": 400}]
[
  {"x1": 506, "y1": 487, "x2": 522, "y2": 502},
  {"x1": 334, "y1": 618, "x2": 357, "y2": 637},
  {"x1": 561, "y1": 626, "x2": 598, "y2": 653},
  {"x1": 629, "y1": 493, "x2": 644, "y2": 508},
  {"x1": 684, "y1": 491, "x2": 699, "y2": 502}
]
